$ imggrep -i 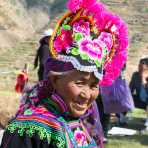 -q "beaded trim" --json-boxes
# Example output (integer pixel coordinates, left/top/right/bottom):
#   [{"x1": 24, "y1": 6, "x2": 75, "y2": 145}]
[
  {"x1": 57, "y1": 55, "x2": 103, "y2": 80},
  {"x1": 6, "y1": 107, "x2": 66, "y2": 148},
  {"x1": 7, "y1": 121, "x2": 65, "y2": 148}
]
